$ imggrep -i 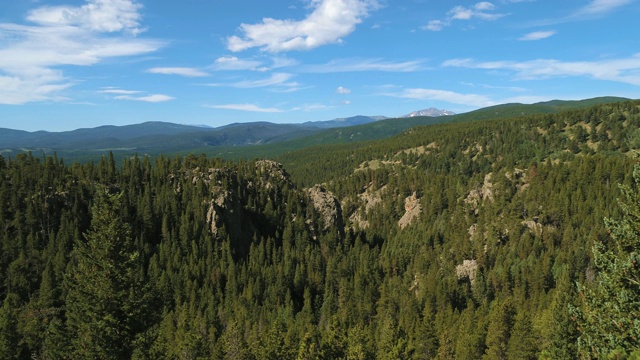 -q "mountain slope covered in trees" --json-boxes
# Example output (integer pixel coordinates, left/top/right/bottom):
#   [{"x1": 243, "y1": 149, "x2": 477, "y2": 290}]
[{"x1": 1, "y1": 99, "x2": 639, "y2": 358}]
